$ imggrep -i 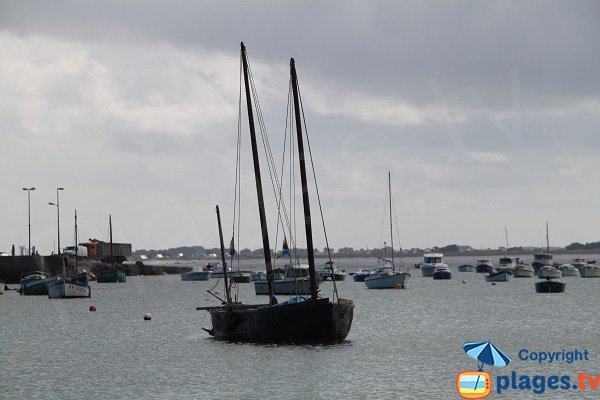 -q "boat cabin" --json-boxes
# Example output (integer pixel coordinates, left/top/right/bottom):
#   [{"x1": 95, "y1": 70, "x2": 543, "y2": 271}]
[
  {"x1": 284, "y1": 264, "x2": 310, "y2": 279},
  {"x1": 423, "y1": 253, "x2": 444, "y2": 264}
]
